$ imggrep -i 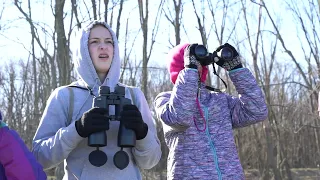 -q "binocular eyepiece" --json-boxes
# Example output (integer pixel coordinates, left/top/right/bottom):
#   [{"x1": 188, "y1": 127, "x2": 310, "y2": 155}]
[{"x1": 193, "y1": 44, "x2": 234, "y2": 66}]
